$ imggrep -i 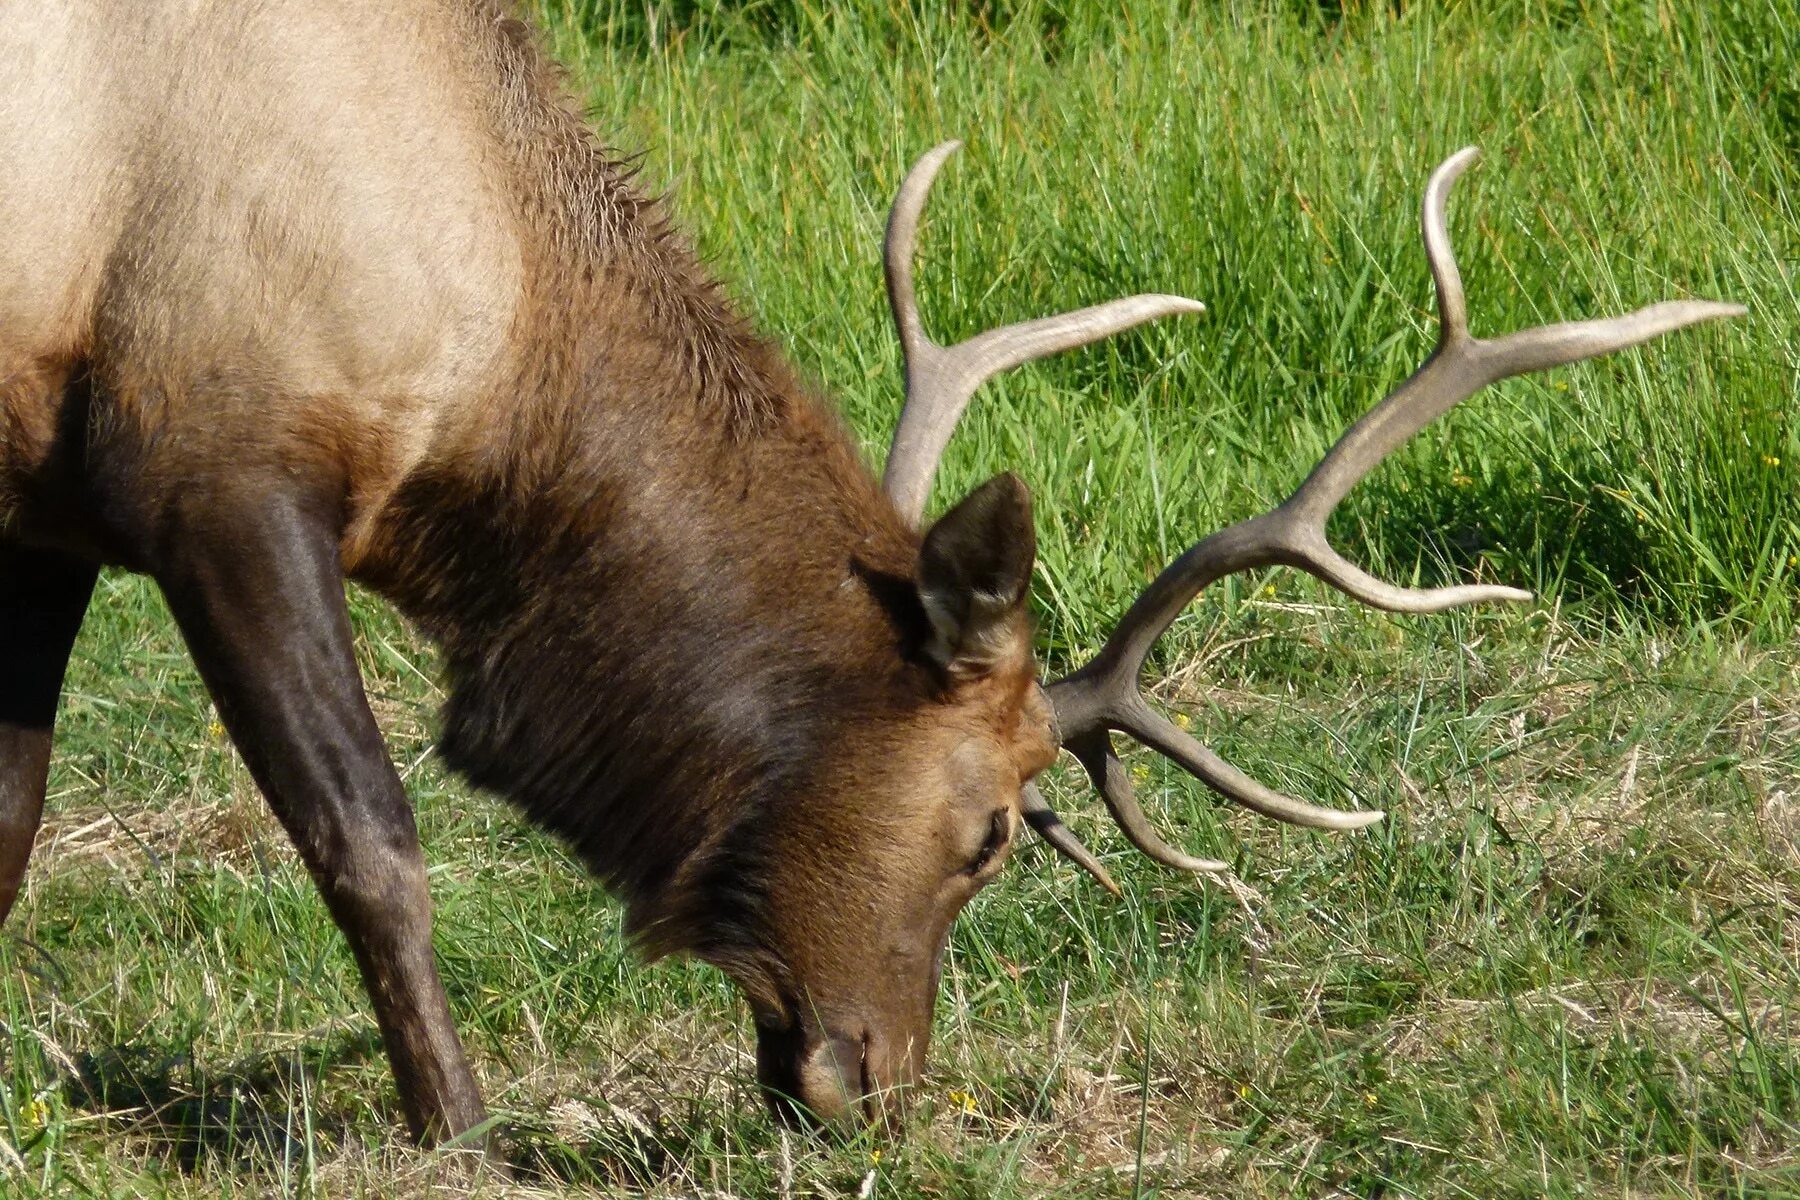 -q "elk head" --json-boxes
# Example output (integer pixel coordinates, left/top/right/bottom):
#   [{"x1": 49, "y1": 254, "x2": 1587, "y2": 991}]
[{"x1": 741, "y1": 143, "x2": 1739, "y2": 1129}]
